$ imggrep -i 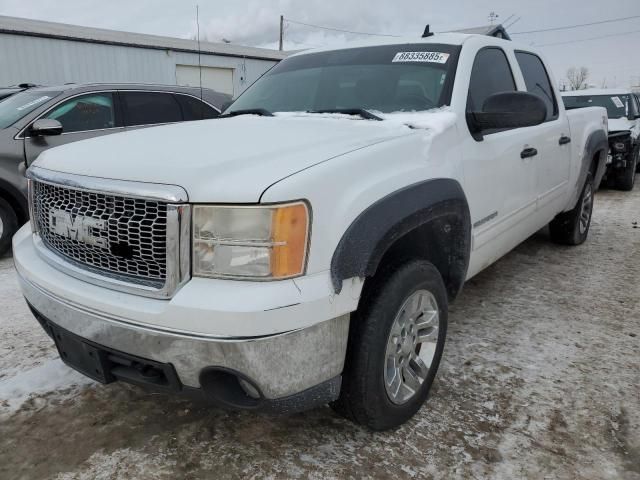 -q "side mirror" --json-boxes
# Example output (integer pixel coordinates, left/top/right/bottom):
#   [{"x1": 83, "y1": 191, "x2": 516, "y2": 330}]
[
  {"x1": 30, "y1": 119, "x2": 63, "y2": 136},
  {"x1": 468, "y1": 91, "x2": 547, "y2": 134}
]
